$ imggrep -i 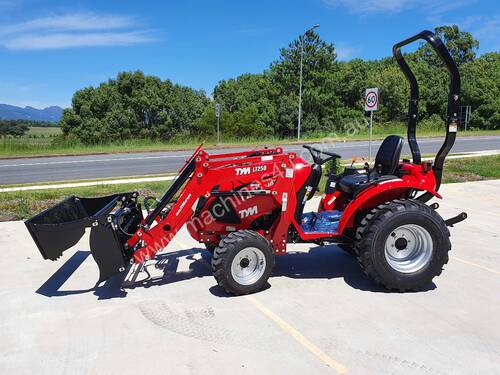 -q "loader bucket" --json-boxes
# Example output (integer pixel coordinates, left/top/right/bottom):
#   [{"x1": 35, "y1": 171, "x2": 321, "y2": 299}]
[{"x1": 25, "y1": 193, "x2": 142, "y2": 282}]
